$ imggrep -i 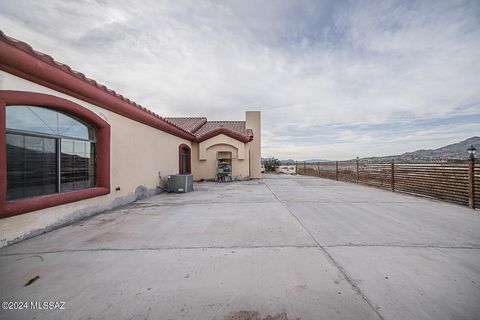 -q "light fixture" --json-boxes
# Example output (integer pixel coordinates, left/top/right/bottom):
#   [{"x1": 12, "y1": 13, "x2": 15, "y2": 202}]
[{"x1": 467, "y1": 145, "x2": 477, "y2": 160}]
